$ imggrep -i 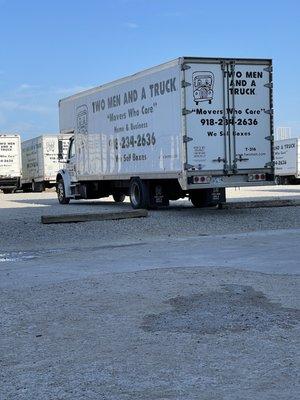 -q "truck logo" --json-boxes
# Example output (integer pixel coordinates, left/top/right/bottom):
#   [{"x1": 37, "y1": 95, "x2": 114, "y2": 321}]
[
  {"x1": 76, "y1": 105, "x2": 88, "y2": 134},
  {"x1": 192, "y1": 71, "x2": 214, "y2": 104},
  {"x1": 45, "y1": 141, "x2": 55, "y2": 153}
]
